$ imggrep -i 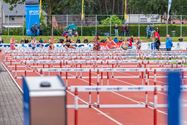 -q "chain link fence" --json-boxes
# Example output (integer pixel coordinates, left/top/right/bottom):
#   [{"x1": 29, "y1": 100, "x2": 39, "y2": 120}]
[
  {"x1": 50, "y1": 14, "x2": 187, "y2": 37},
  {"x1": 1, "y1": 14, "x2": 187, "y2": 37}
]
